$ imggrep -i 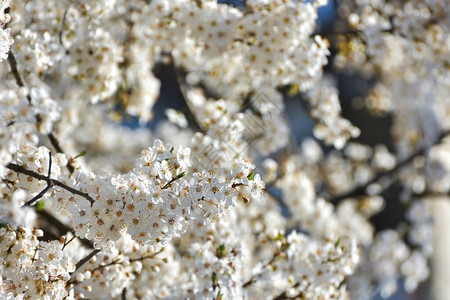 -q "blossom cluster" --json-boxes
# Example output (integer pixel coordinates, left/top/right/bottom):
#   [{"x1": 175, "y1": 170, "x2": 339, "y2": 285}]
[
  {"x1": 0, "y1": 227, "x2": 75, "y2": 299},
  {"x1": 0, "y1": 0, "x2": 448, "y2": 299},
  {"x1": 6, "y1": 0, "x2": 332, "y2": 125},
  {"x1": 240, "y1": 231, "x2": 359, "y2": 299},
  {"x1": 69, "y1": 234, "x2": 166, "y2": 299},
  {"x1": 0, "y1": 82, "x2": 61, "y2": 184},
  {"x1": 336, "y1": 0, "x2": 450, "y2": 155},
  {"x1": 304, "y1": 78, "x2": 361, "y2": 149},
  {"x1": 185, "y1": 87, "x2": 290, "y2": 157},
  {"x1": 274, "y1": 135, "x2": 437, "y2": 298},
  {"x1": 349, "y1": 228, "x2": 430, "y2": 300},
  {"x1": 5, "y1": 140, "x2": 262, "y2": 250}
]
